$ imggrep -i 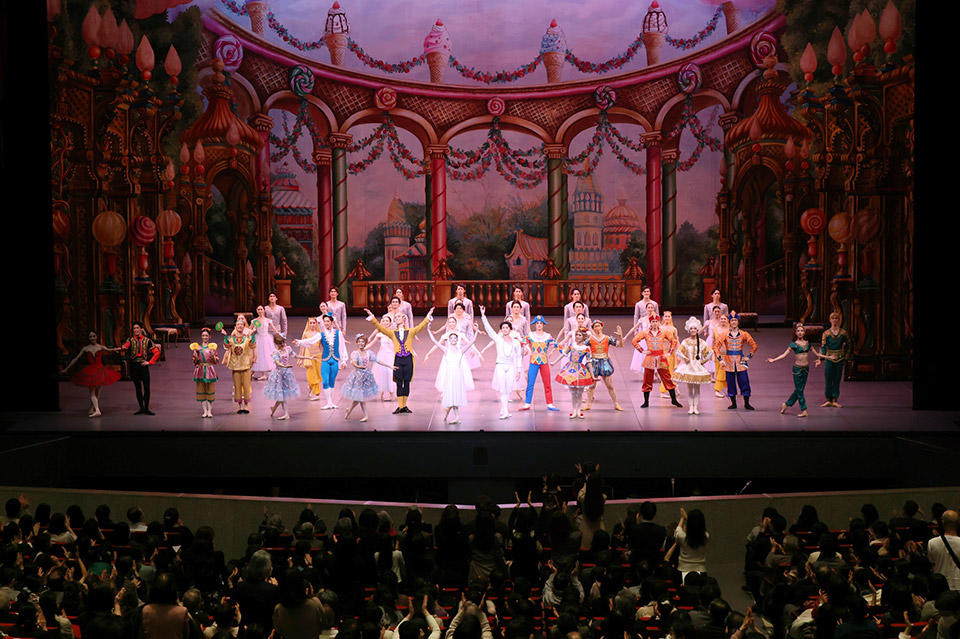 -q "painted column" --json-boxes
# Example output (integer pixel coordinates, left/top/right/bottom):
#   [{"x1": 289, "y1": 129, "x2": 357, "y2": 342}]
[
  {"x1": 545, "y1": 144, "x2": 566, "y2": 277},
  {"x1": 328, "y1": 133, "x2": 352, "y2": 303},
  {"x1": 561, "y1": 167, "x2": 570, "y2": 277},
  {"x1": 718, "y1": 112, "x2": 739, "y2": 302},
  {"x1": 661, "y1": 148, "x2": 679, "y2": 307},
  {"x1": 313, "y1": 147, "x2": 333, "y2": 297},
  {"x1": 427, "y1": 145, "x2": 448, "y2": 274},
  {"x1": 424, "y1": 169, "x2": 432, "y2": 277},
  {"x1": 641, "y1": 133, "x2": 663, "y2": 301}
]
